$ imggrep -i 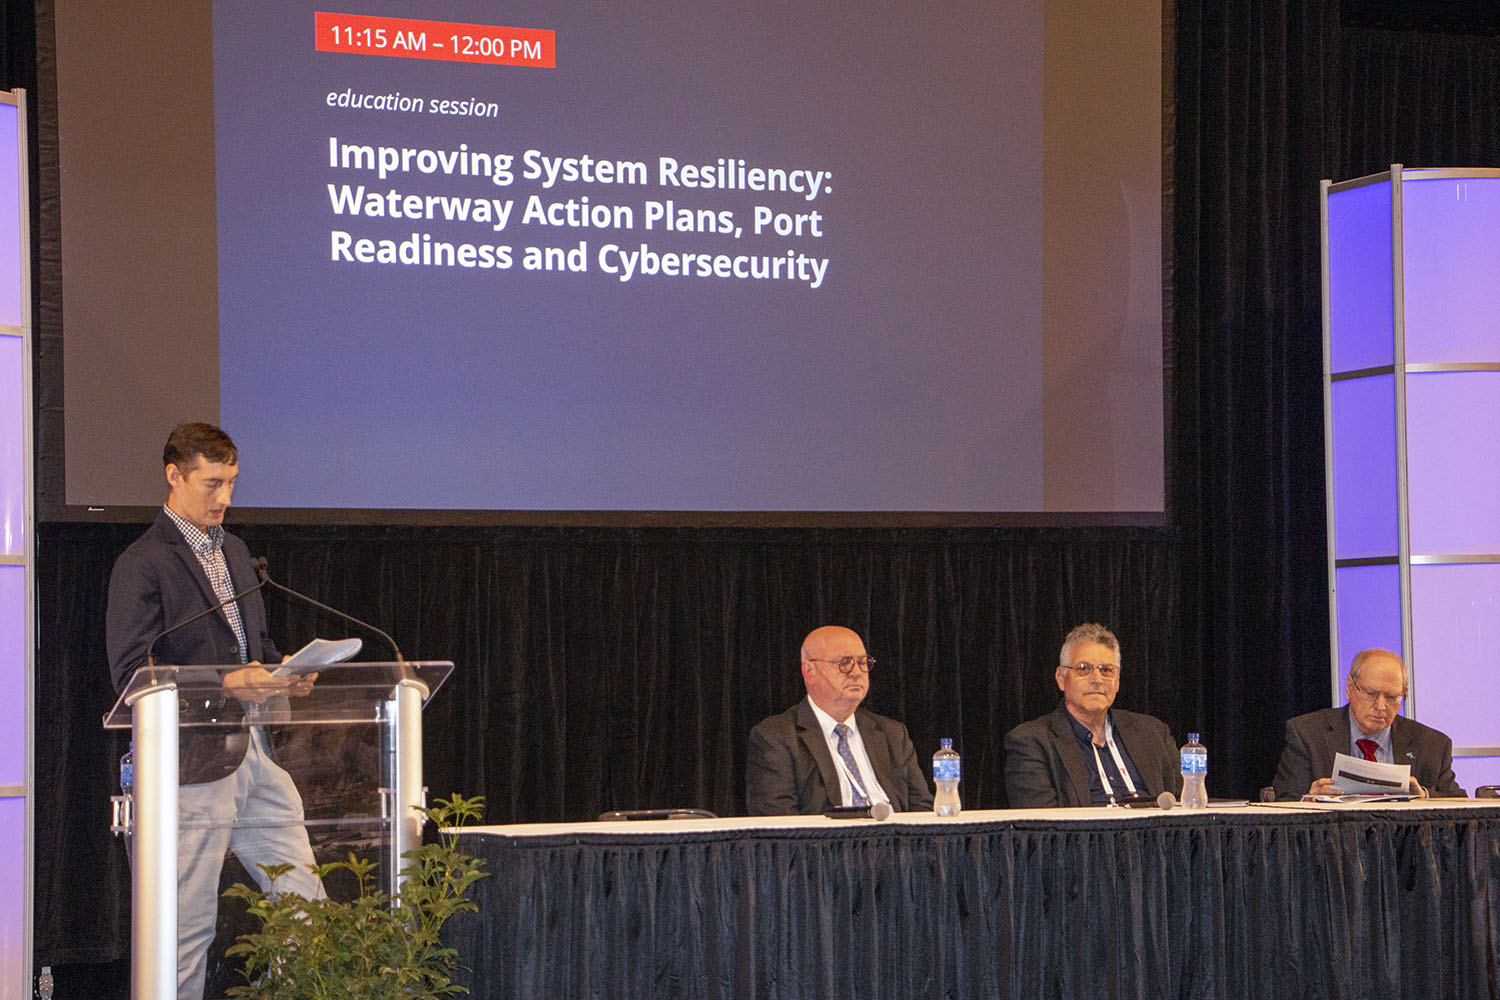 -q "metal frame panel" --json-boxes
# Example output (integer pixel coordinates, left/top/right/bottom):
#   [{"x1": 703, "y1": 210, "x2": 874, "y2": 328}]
[
  {"x1": 1324, "y1": 164, "x2": 1500, "y2": 782},
  {"x1": 1320, "y1": 177, "x2": 1340, "y2": 700},
  {"x1": 0, "y1": 86, "x2": 34, "y2": 1000}
]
